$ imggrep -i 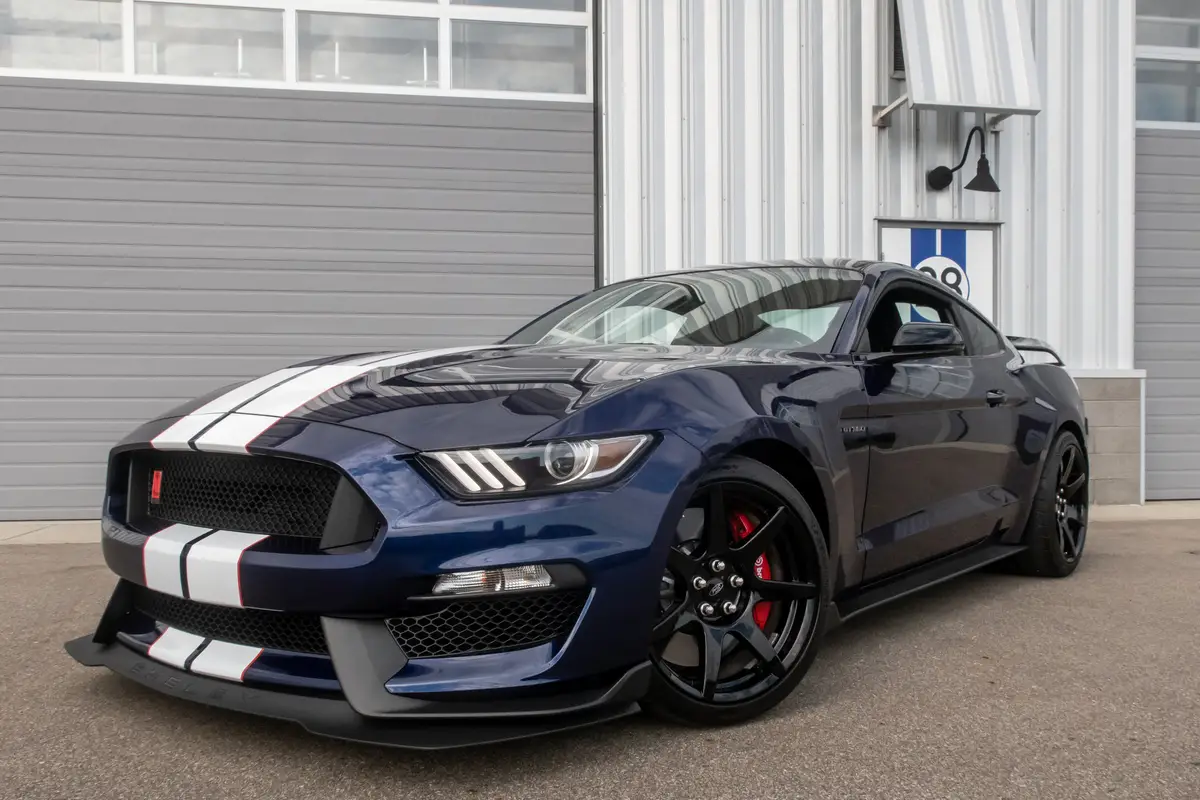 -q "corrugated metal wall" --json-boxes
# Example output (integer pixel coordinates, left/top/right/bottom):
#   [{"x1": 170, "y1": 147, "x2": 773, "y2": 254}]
[
  {"x1": 0, "y1": 78, "x2": 594, "y2": 520},
  {"x1": 1135, "y1": 128, "x2": 1200, "y2": 499},
  {"x1": 599, "y1": 0, "x2": 876, "y2": 283},
  {"x1": 600, "y1": 0, "x2": 1136, "y2": 371},
  {"x1": 876, "y1": 0, "x2": 1136, "y2": 371}
]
